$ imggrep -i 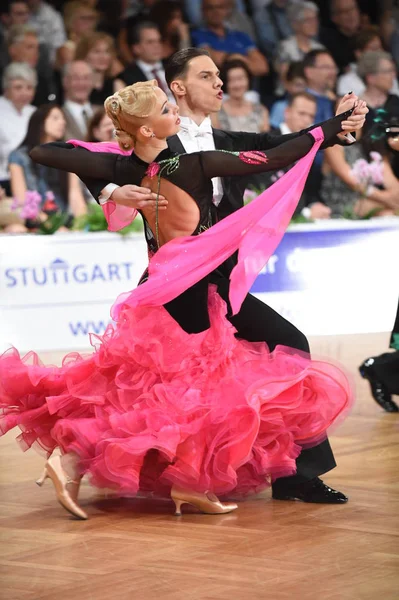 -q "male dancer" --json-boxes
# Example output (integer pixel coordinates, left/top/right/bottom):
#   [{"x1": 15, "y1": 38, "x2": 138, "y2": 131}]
[{"x1": 83, "y1": 49, "x2": 368, "y2": 504}]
